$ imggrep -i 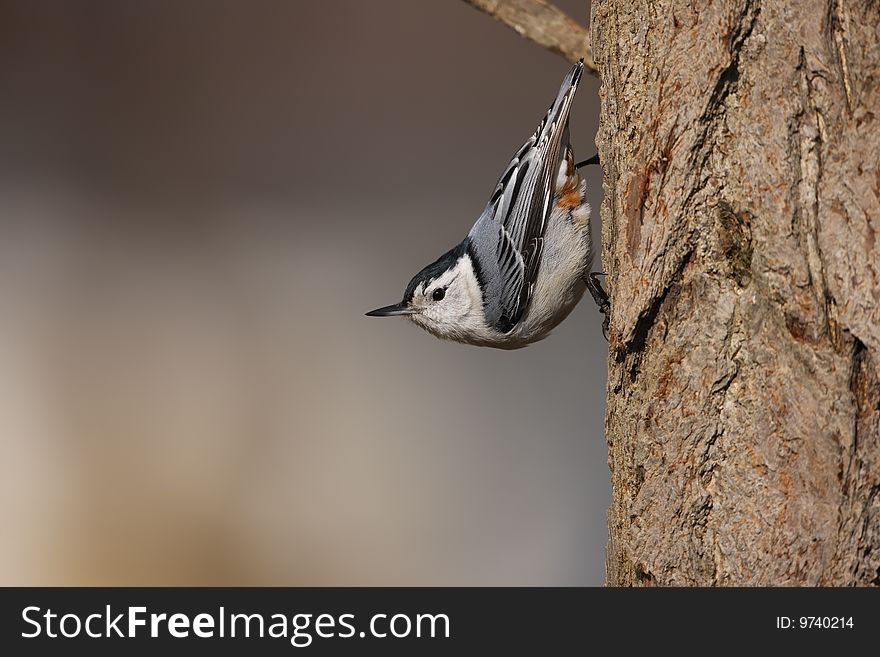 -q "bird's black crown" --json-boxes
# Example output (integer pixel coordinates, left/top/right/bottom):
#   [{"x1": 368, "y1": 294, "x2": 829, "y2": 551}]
[{"x1": 402, "y1": 240, "x2": 469, "y2": 303}]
